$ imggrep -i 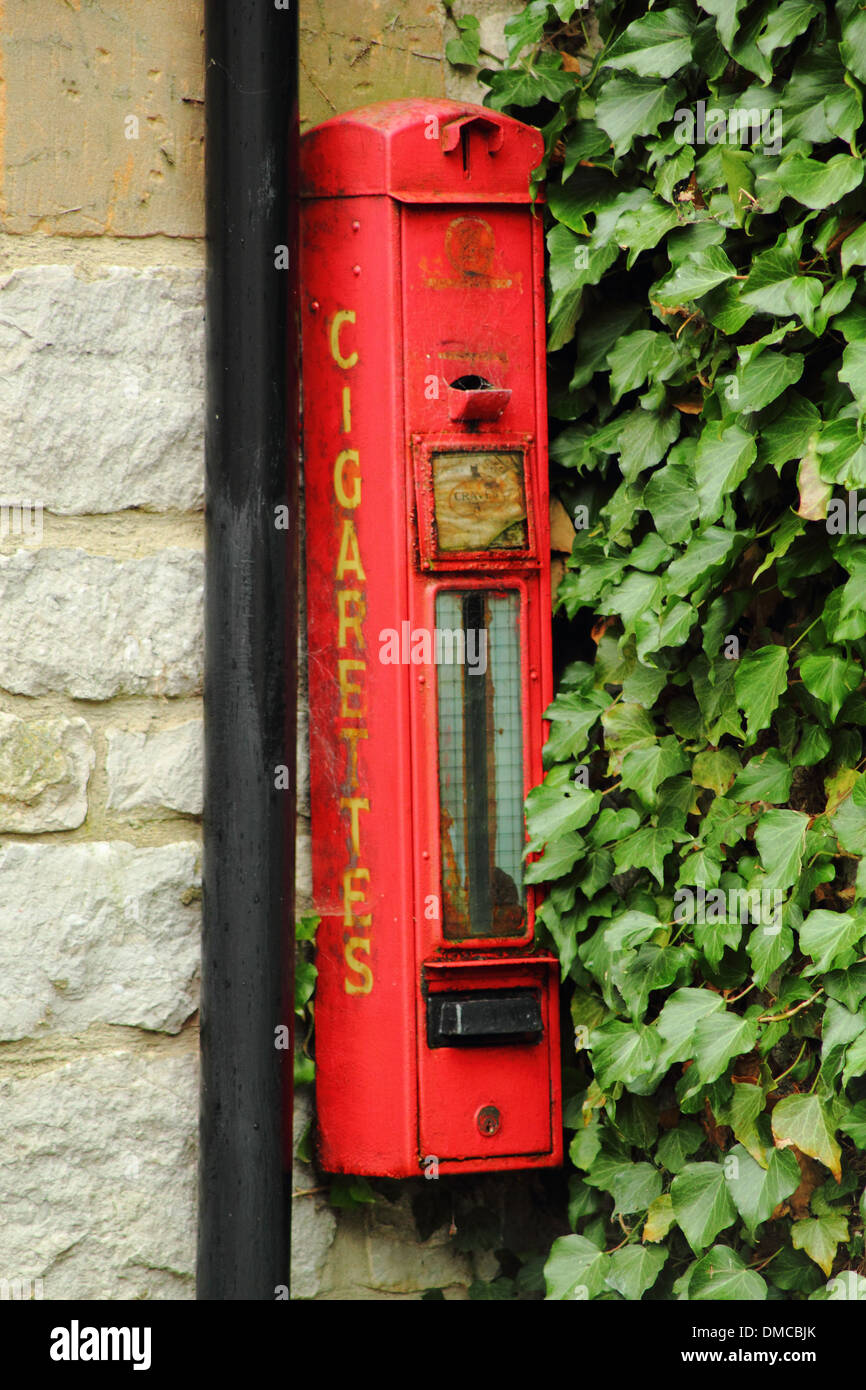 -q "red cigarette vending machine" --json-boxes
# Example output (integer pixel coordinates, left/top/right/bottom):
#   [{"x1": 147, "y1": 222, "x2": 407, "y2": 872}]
[{"x1": 300, "y1": 99, "x2": 562, "y2": 1176}]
